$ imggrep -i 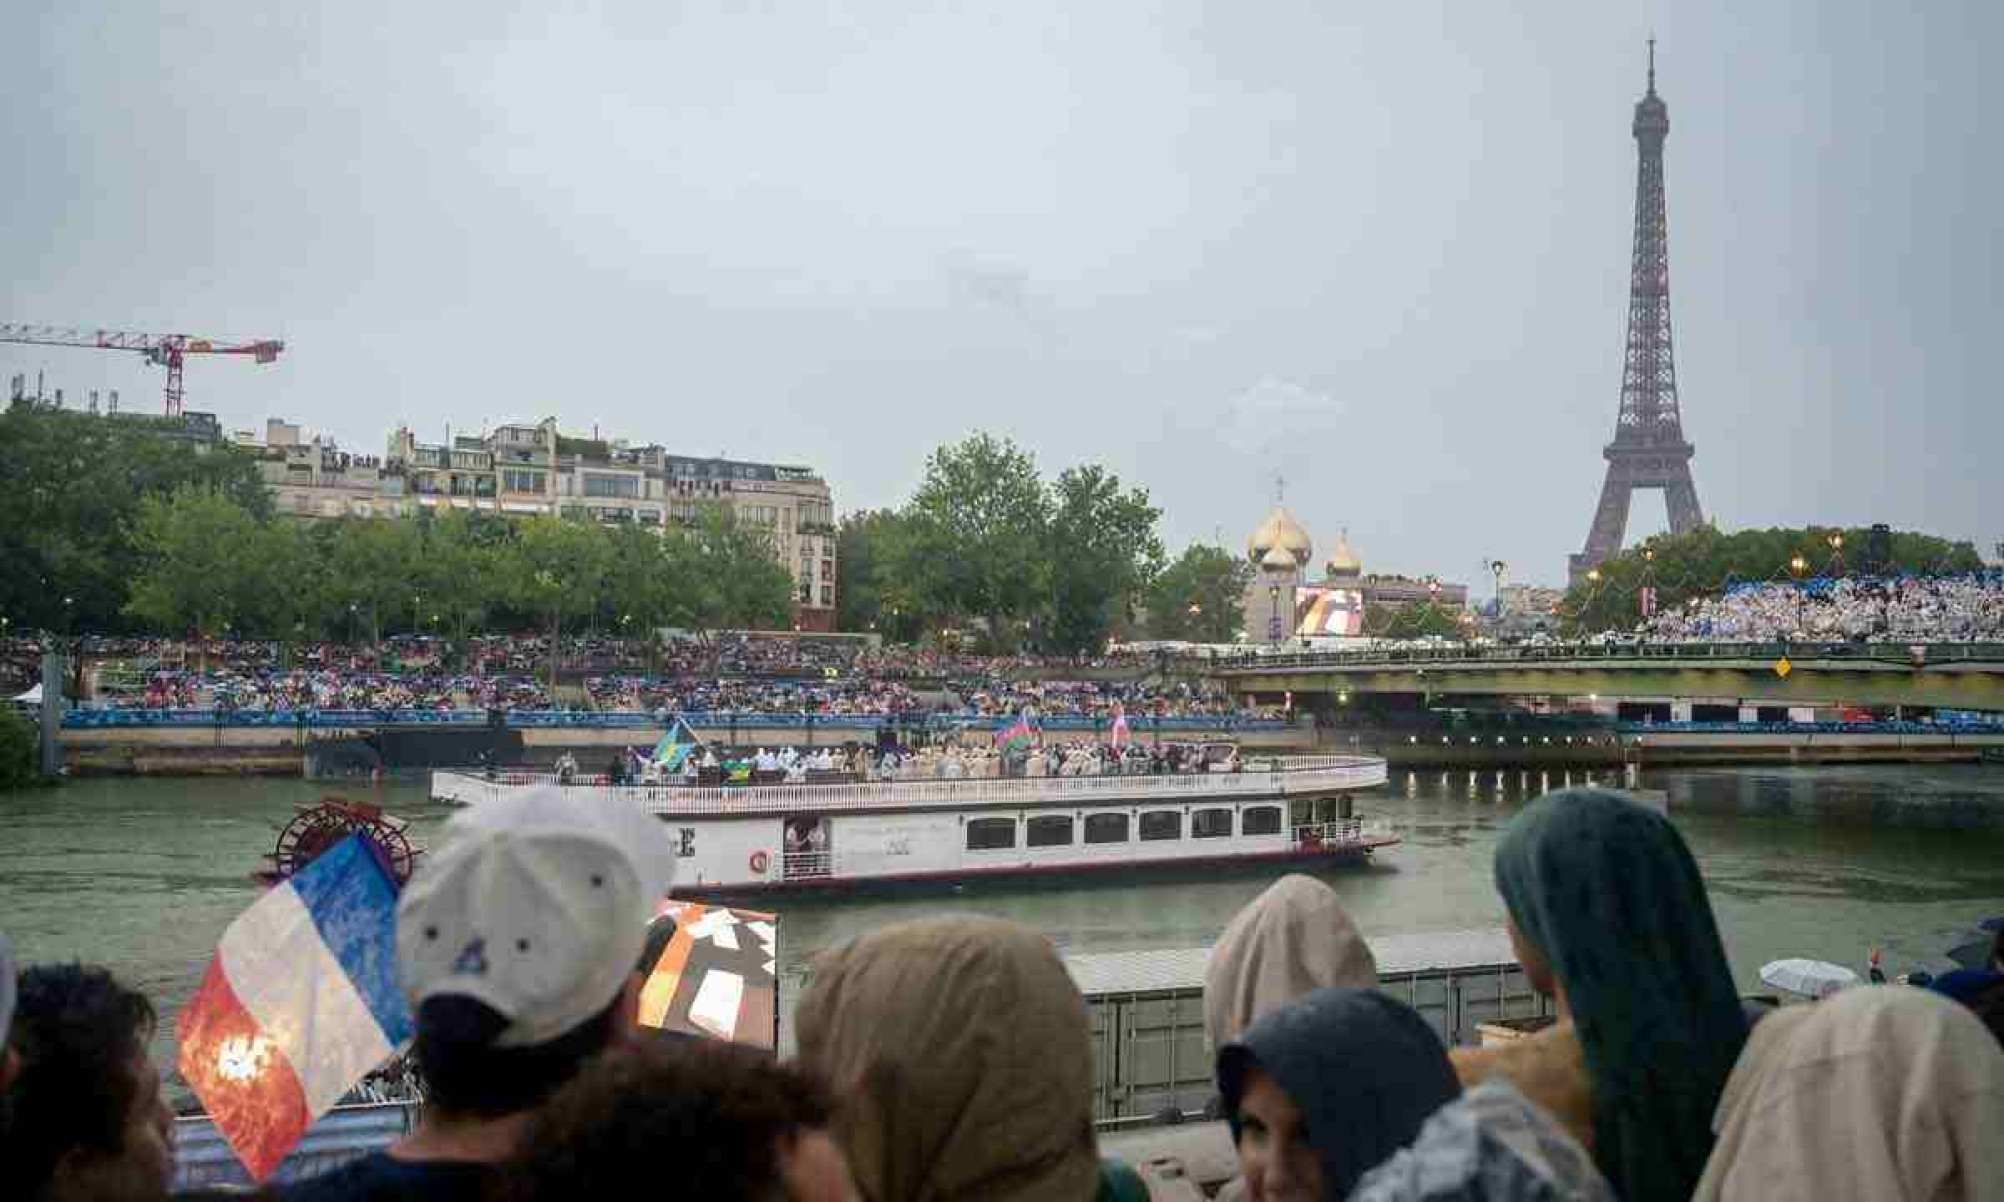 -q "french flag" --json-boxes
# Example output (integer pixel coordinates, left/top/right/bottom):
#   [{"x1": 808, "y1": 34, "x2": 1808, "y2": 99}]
[{"x1": 177, "y1": 835, "x2": 412, "y2": 1181}]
